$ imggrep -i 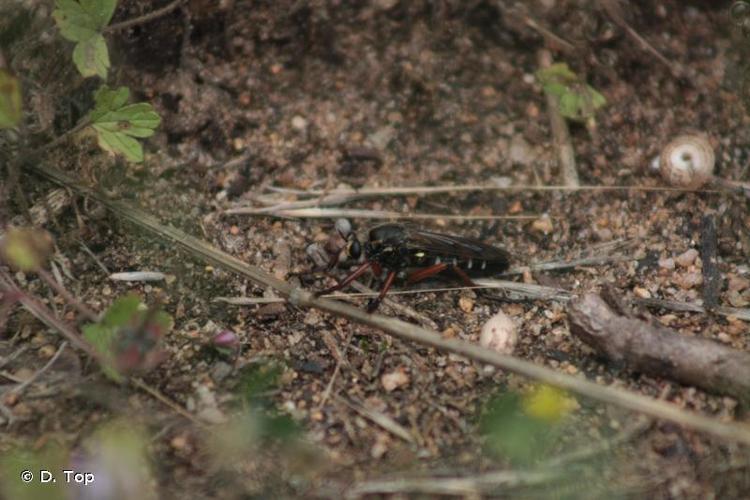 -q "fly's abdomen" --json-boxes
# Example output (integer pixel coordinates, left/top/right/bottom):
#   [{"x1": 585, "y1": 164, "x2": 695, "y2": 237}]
[{"x1": 410, "y1": 250, "x2": 509, "y2": 277}]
